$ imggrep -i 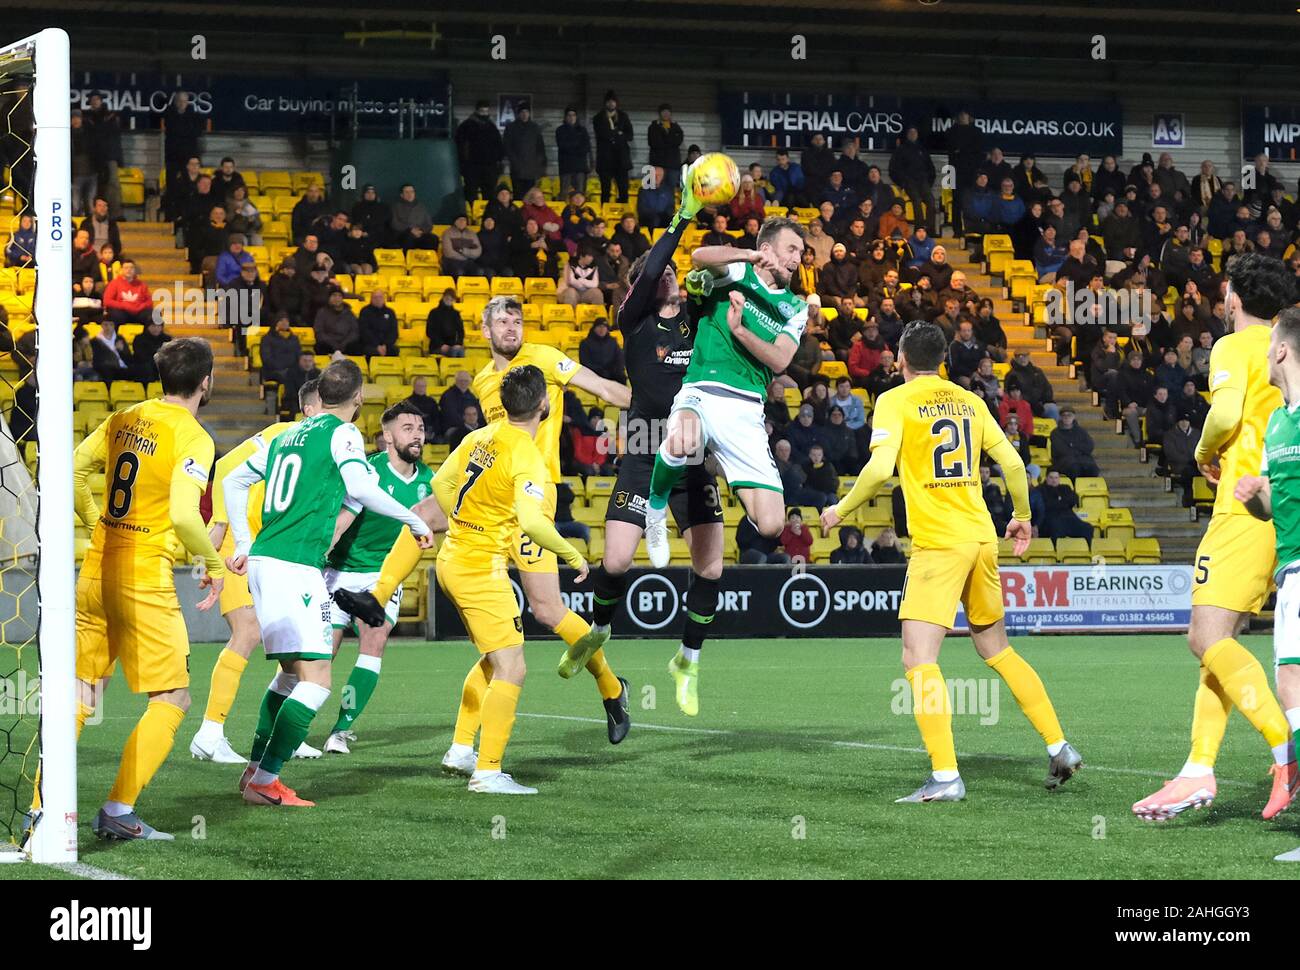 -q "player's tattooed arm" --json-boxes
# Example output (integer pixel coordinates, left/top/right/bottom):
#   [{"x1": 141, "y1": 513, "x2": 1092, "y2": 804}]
[
  {"x1": 1234, "y1": 474, "x2": 1272, "y2": 520},
  {"x1": 569, "y1": 363, "x2": 631, "y2": 408},
  {"x1": 724, "y1": 291, "x2": 798, "y2": 373}
]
